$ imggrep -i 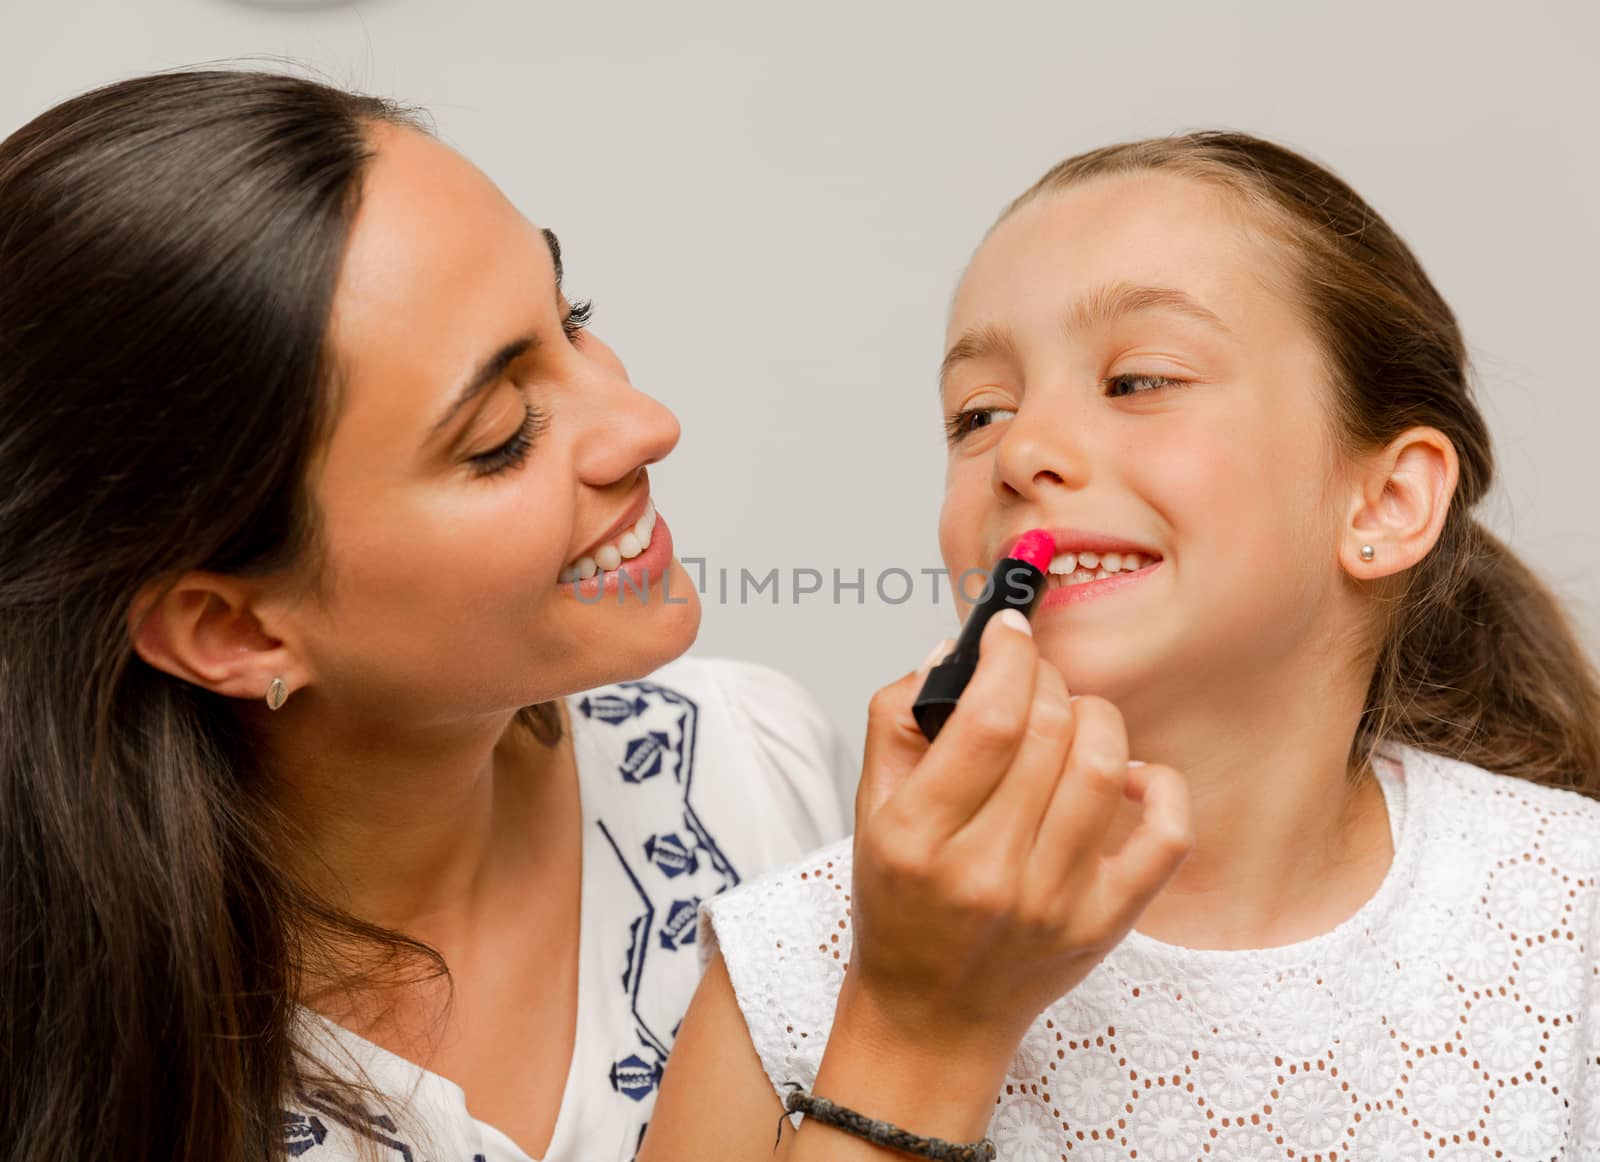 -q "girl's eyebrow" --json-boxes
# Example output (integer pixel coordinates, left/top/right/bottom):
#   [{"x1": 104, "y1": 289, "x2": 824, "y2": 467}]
[
  {"x1": 939, "y1": 281, "x2": 1233, "y2": 391},
  {"x1": 1066, "y1": 281, "x2": 1233, "y2": 338}
]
